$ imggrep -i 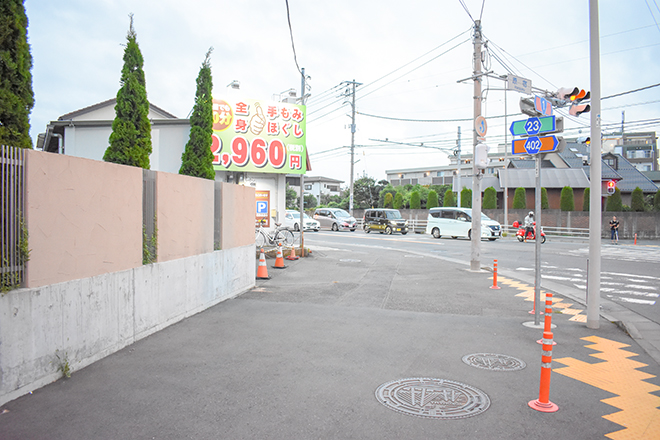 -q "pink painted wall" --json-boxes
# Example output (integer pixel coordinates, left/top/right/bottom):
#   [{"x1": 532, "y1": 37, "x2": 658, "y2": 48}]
[
  {"x1": 221, "y1": 183, "x2": 256, "y2": 249},
  {"x1": 156, "y1": 172, "x2": 214, "y2": 262},
  {"x1": 25, "y1": 151, "x2": 143, "y2": 287}
]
